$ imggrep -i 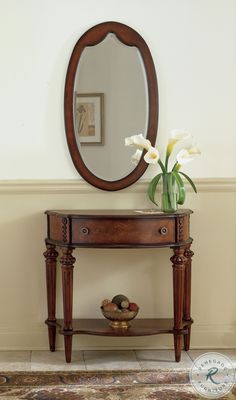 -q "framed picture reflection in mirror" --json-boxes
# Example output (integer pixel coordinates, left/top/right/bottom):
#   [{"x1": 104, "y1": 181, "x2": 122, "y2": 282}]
[{"x1": 75, "y1": 93, "x2": 104, "y2": 145}]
